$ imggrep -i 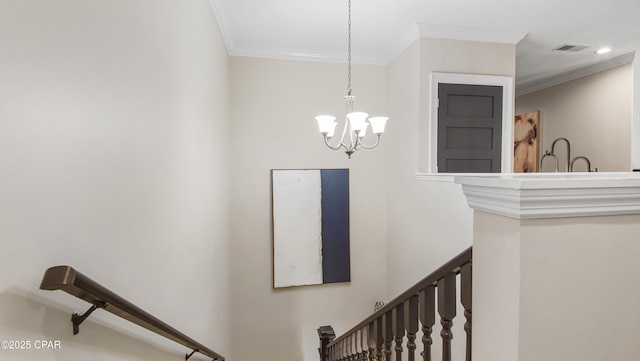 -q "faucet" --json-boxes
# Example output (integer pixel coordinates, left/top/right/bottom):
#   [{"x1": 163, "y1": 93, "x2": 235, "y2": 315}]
[
  {"x1": 540, "y1": 150, "x2": 559, "y2": 172},
  {"x1": 569, "y1": 156, "x2": 593, "y2": 172},
  {"x1": 550, "y1": 137, "x2": 571, "y2": 172}
]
